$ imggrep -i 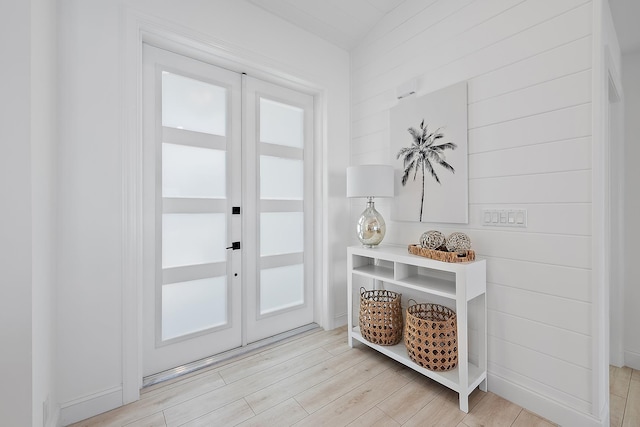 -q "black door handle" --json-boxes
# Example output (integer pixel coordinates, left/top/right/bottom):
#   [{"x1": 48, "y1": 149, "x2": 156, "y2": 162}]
[{"x1": 226, "y1": 242, "x2": 241, "y2": 250}]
